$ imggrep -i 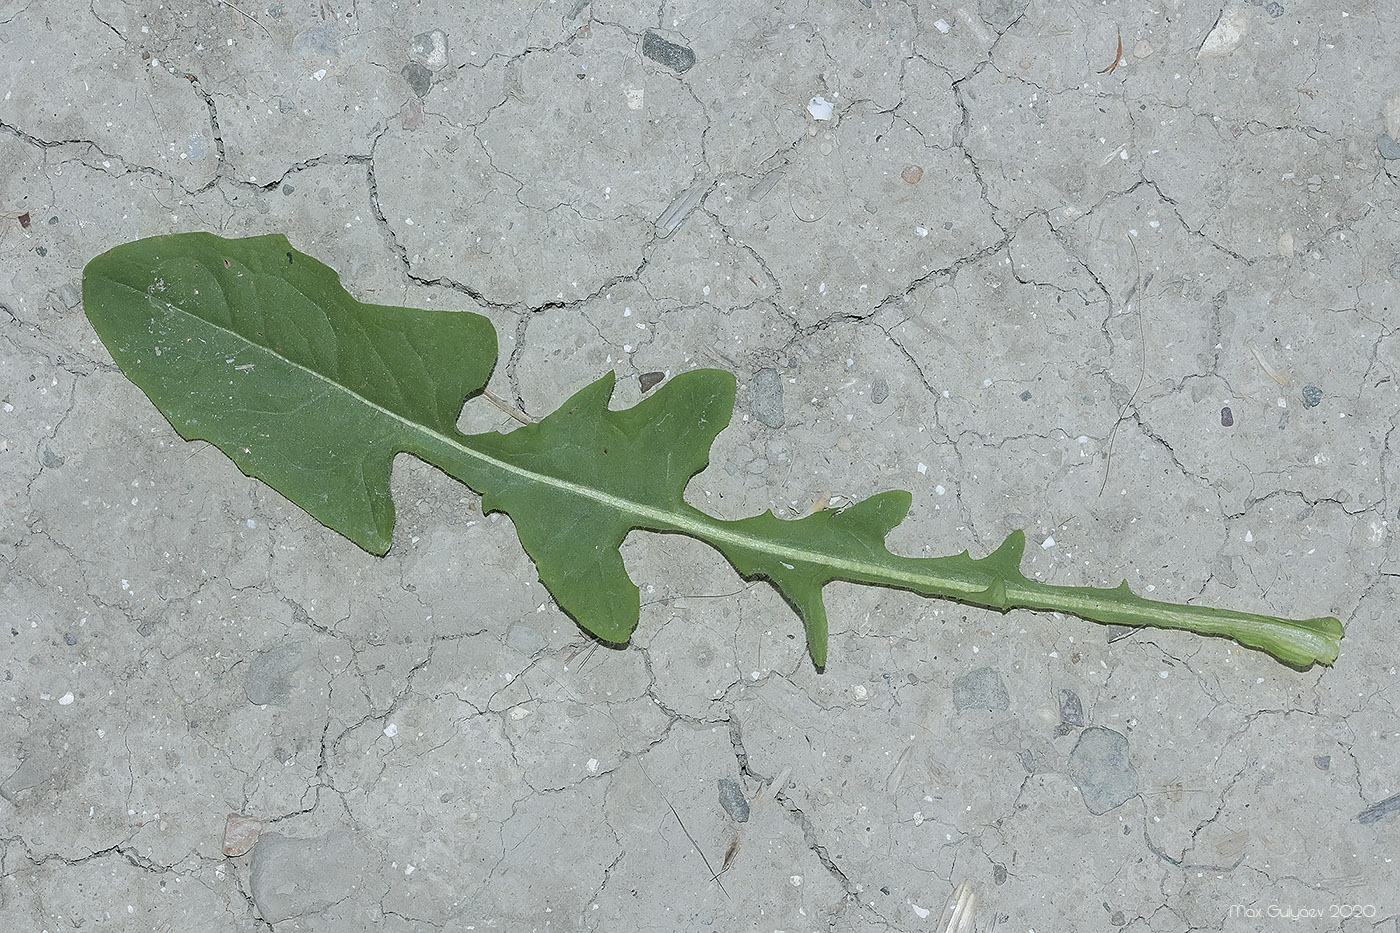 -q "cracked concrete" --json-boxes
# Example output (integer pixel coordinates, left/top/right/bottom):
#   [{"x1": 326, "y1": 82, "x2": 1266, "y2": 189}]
[{"x1": 2, "y1": 0, "x2": 1398, "y2": 929}]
